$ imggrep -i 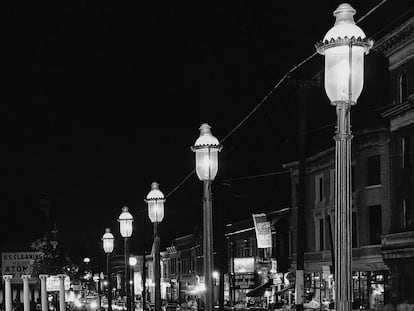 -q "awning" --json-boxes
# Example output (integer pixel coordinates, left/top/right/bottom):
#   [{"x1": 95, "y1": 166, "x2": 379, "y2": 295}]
[
  {"x1": 246, "y1": 280, "x2": 272, "y2": 297},
  {"x1": 275, "y1": 284, "x2": 294, "y2": 295}
]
